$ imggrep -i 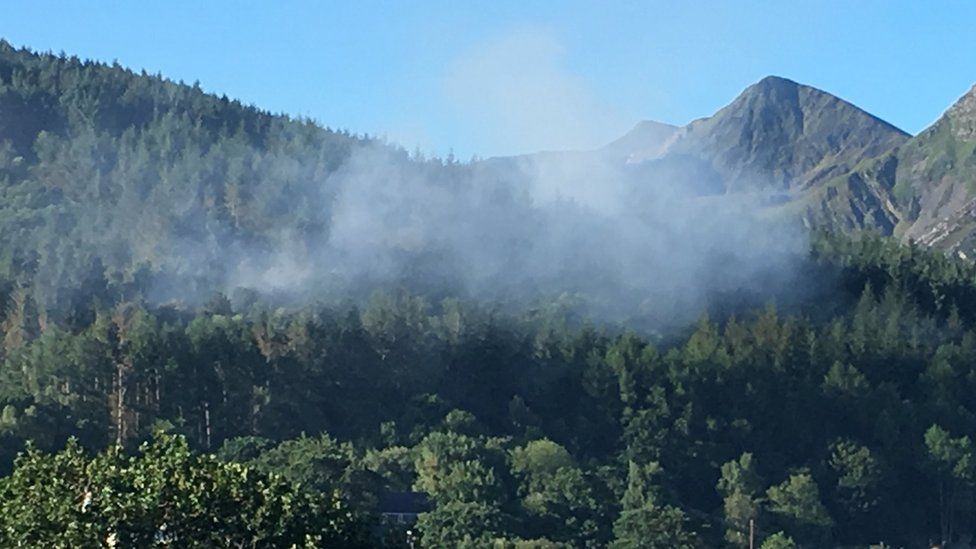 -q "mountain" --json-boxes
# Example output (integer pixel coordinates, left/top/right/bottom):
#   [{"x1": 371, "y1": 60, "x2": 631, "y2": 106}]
[
  {"x1": 8, "y1": 40, "x2": 976, "y2": 549},
  {"x1": 0, "y1": 40, "x2": 380, "y2": 311},
  {"x1": 614, "y1": 76, "x2": 910, "y2": 194},
  {"x1": 589, "y1": 77, "x2": 976, "y2": 251},
  {"x1": 504, "y1": 76, "x2": 913, "y2": 213},
  {"x1": 601, "y1": 119, "x2": 678, "y2": 163},
  {"x1": 576, "y1": 76, "x2": 915, "y2": 232},
  {"x1": 4, "y1": 37, "x2": 976, "y2": 318},
  {"x1": 783, "y1": 83, "x2": 976, "y2": 256},
  {"x1": 893, "y1": 85, "x2": 976, "y2": 250}
]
